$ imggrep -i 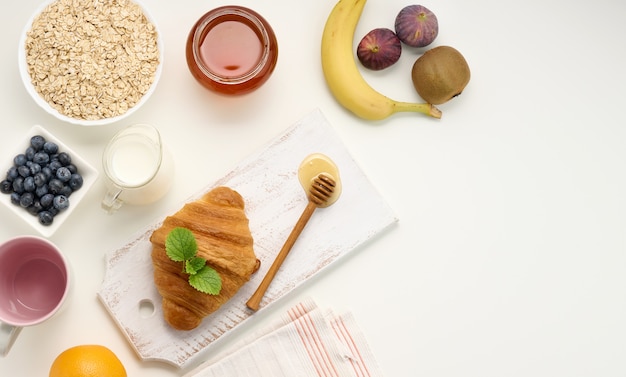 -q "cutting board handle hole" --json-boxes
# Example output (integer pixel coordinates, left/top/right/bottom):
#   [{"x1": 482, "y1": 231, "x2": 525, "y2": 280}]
[{"x1": 139, "y1": 299, "x2": 156, "y2": 318}]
